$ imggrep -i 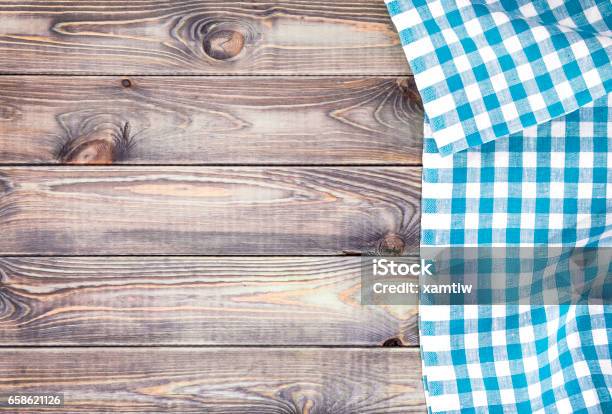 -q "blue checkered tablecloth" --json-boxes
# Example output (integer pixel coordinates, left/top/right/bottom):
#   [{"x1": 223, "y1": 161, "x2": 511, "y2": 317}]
[{"x1": 385, "y1": 1, "x2": 611, "y2": 413}]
